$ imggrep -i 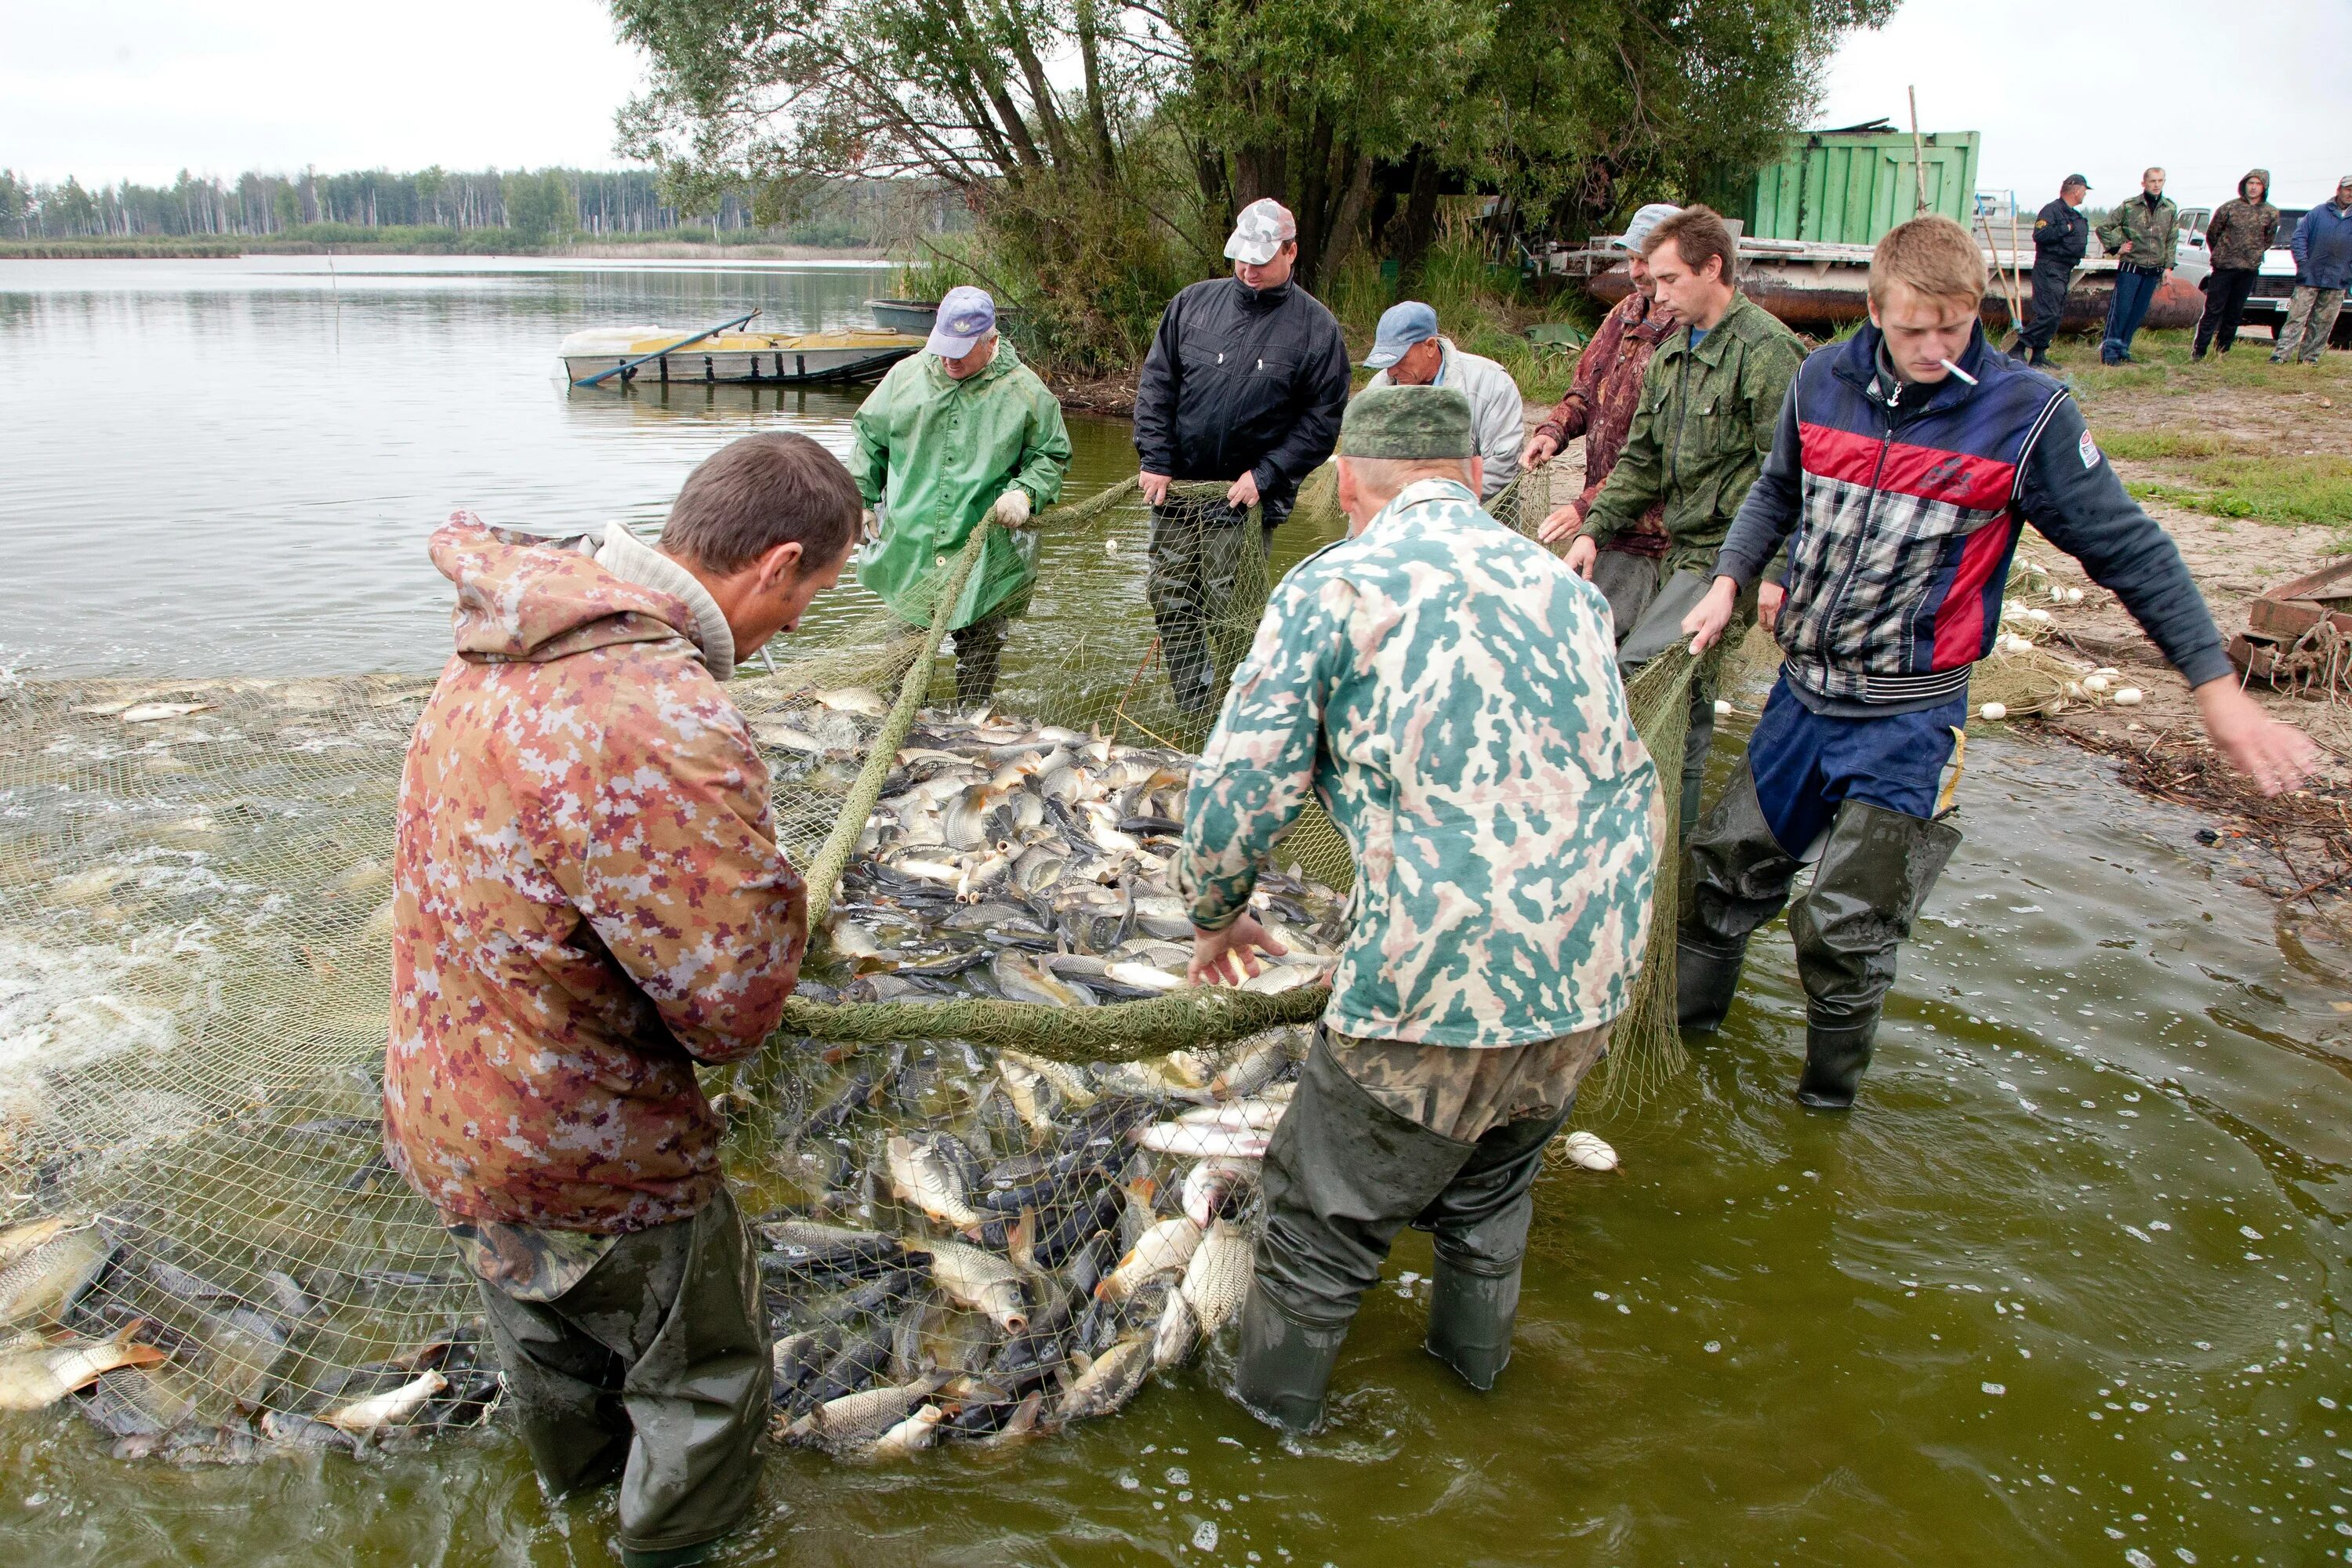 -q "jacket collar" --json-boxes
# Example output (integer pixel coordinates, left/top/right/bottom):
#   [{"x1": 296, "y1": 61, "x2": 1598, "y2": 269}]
[
  {"x1": 1229, "y1": 274, "x2": 1295, "y2": 310},
  {"x1": 924, "y1": 337, "x2": 1018, "y2": 391},
  {"x1": 1369, "y1": 476, "x2": 1479, "y2": 532},
  {"x1": 1664, "y1": 292, "x2": 1760, "y2": 366},
  {"x1": 597, "y1": 522, "x2": 736, "y2": 681},
  {"x1": 1831, "y1": 321, "x2": 1991, "y2": 419}
]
